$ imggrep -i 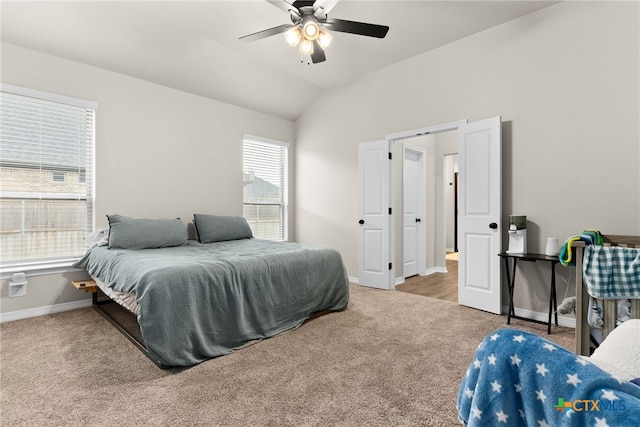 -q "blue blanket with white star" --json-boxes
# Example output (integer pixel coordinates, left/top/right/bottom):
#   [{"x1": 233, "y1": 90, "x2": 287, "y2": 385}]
[{"x1": 457, "y1": 329, "x2": 640, "y2": 426}]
